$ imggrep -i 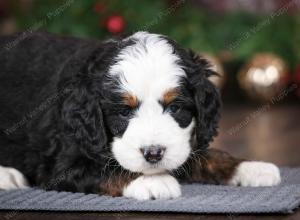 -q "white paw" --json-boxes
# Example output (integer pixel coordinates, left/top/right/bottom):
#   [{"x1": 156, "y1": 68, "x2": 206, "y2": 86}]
[
  {"x1": 0, "y1": 166, "x2": 29, "y2": 190},
  {"x1": 229, "y1": 161, "x2": 281, "y2": 187},
  {"x1": 123, "y1": 174, "x2": 181, "y2": 200}
]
